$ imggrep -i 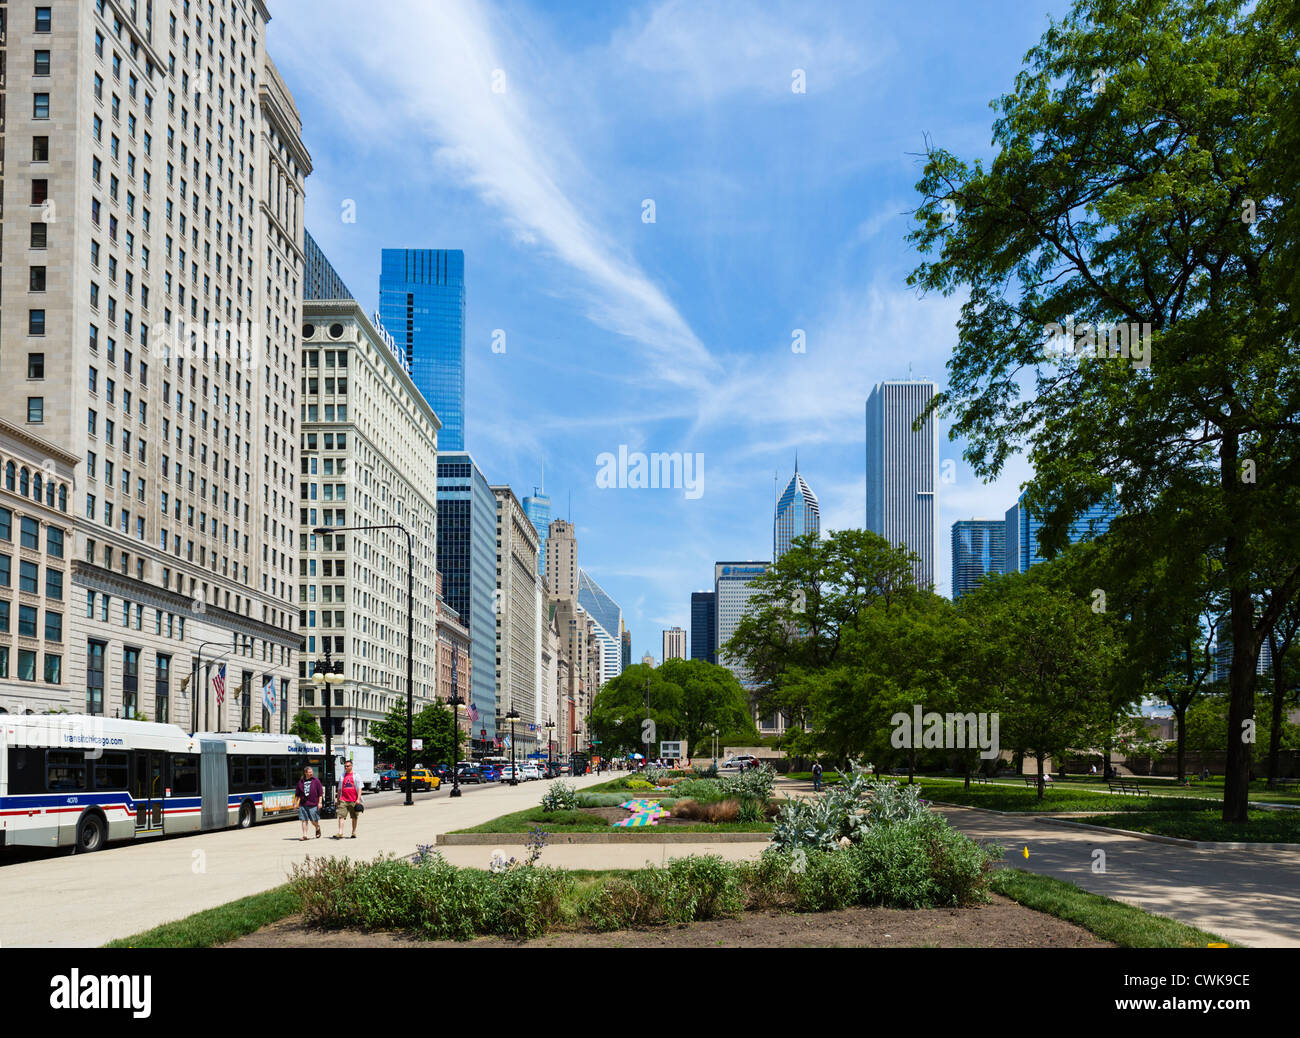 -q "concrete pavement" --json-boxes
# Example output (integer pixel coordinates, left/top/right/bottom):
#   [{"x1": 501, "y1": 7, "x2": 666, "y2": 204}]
[
  {"x1": 1, "y1": 772, "x2": 716, "y2": 947},
  {"x1": 935, "y1": 804, "x2": 1300, "y2": 948}
]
